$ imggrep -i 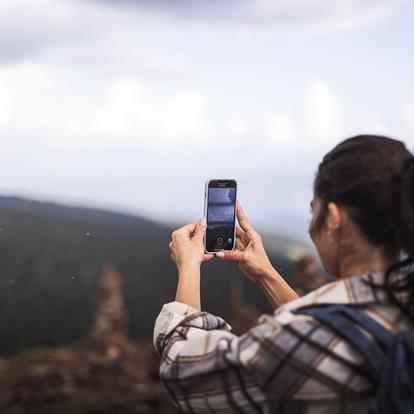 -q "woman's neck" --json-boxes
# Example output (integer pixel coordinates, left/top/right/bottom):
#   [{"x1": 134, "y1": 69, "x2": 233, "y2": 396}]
[{"x1": 338, "y1": 242, "x2": 396, "y2": 279}]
